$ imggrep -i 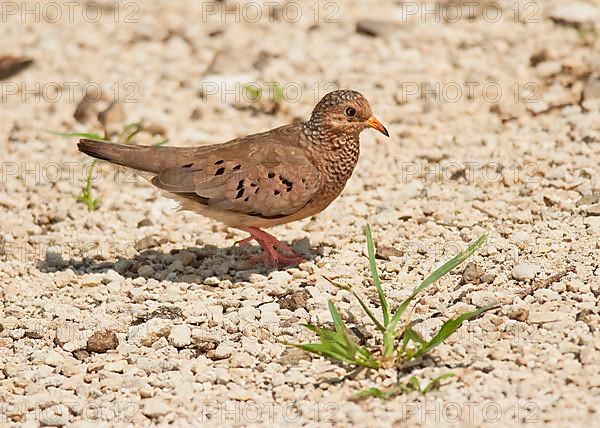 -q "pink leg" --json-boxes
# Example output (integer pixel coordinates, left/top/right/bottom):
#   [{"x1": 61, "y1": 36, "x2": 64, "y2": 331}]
[{"x1": 237, "y1": 227, "x2": 304, "y2": 267}]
